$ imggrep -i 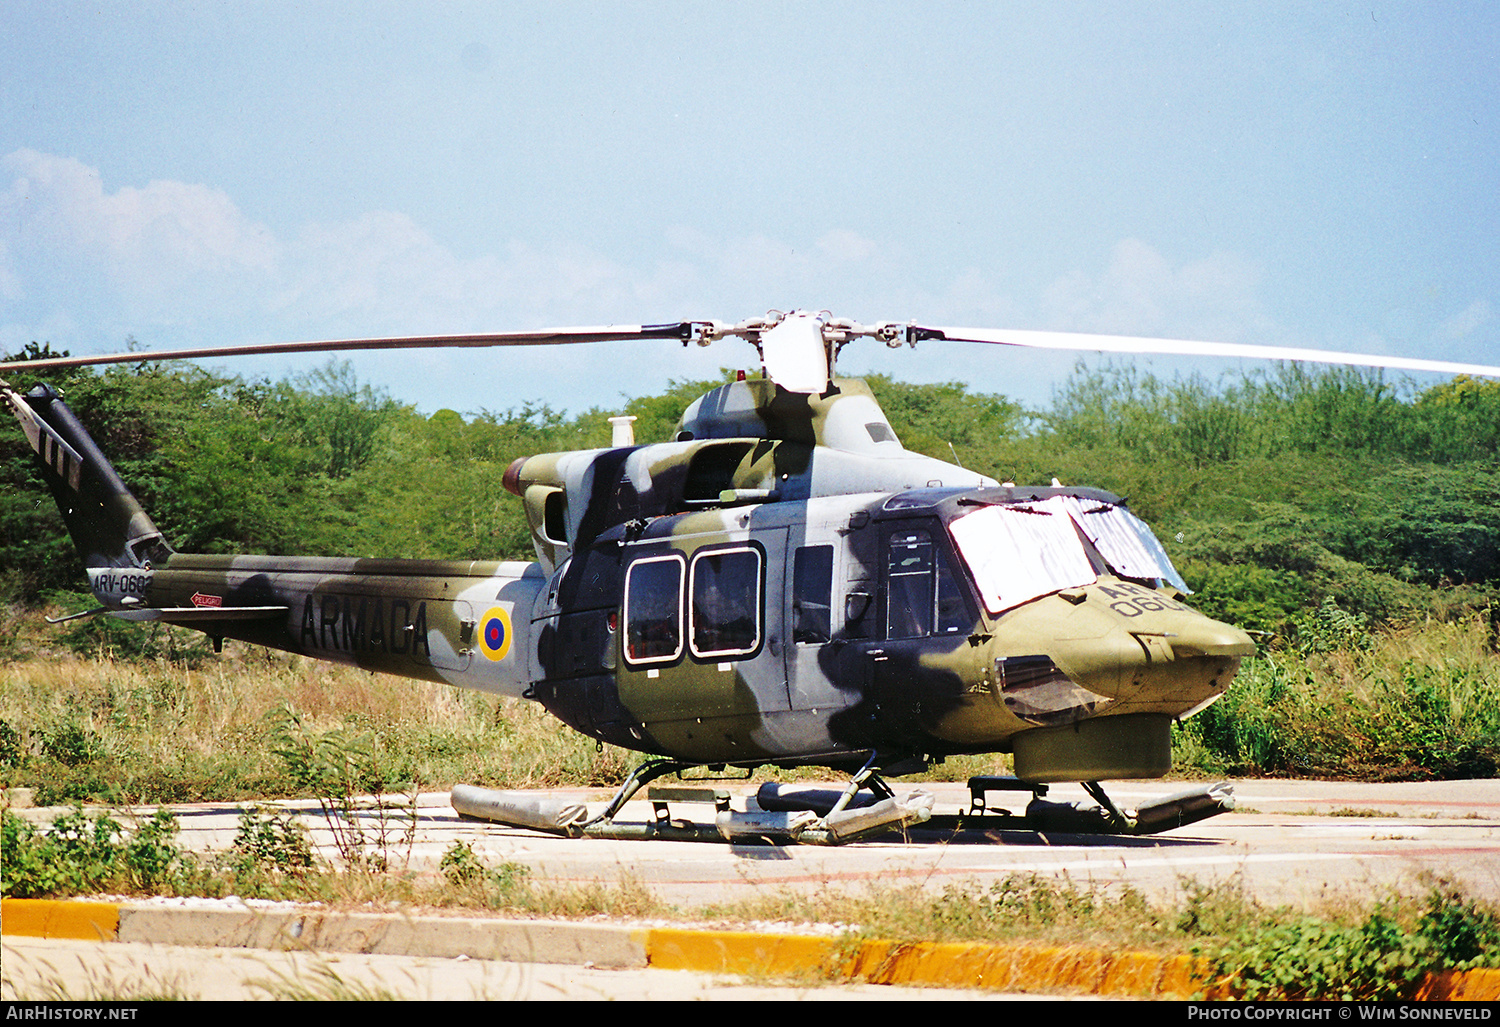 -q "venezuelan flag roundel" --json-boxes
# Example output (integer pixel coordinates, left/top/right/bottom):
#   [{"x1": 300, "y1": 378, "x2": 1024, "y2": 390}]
[{"x1": 478, "y1": 607, "x2": 512, "y2": 661}]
